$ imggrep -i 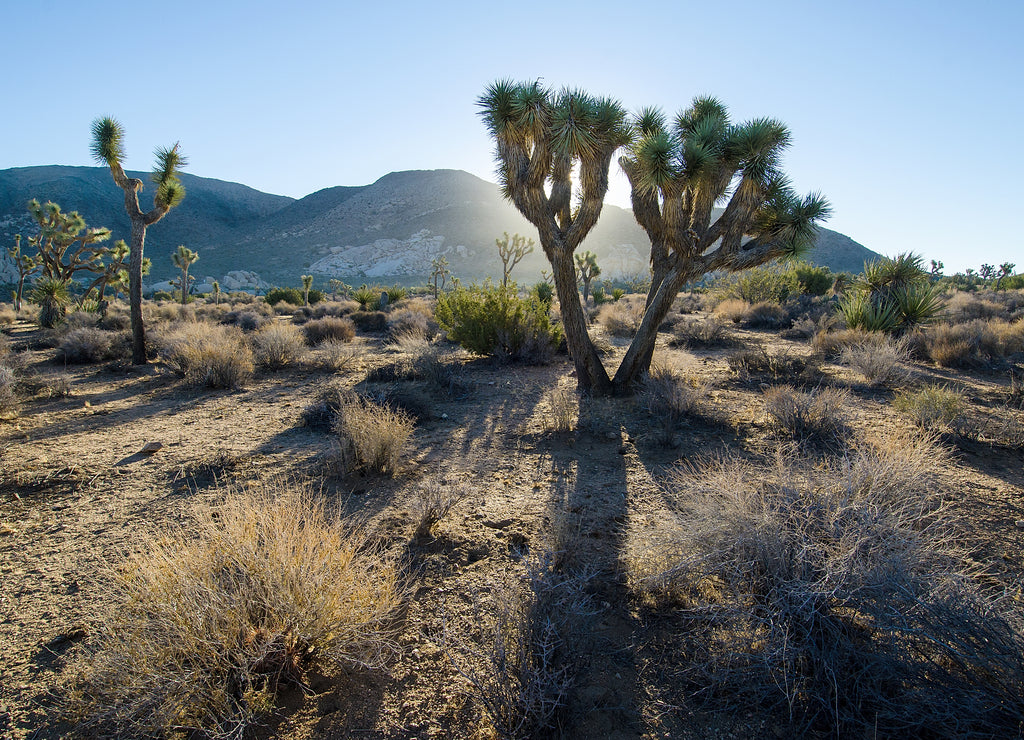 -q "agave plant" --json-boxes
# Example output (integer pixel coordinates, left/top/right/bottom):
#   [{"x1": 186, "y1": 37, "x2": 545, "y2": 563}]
[{"x1": 841, "y1": 253, "x2": 942, "y2": 333}]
